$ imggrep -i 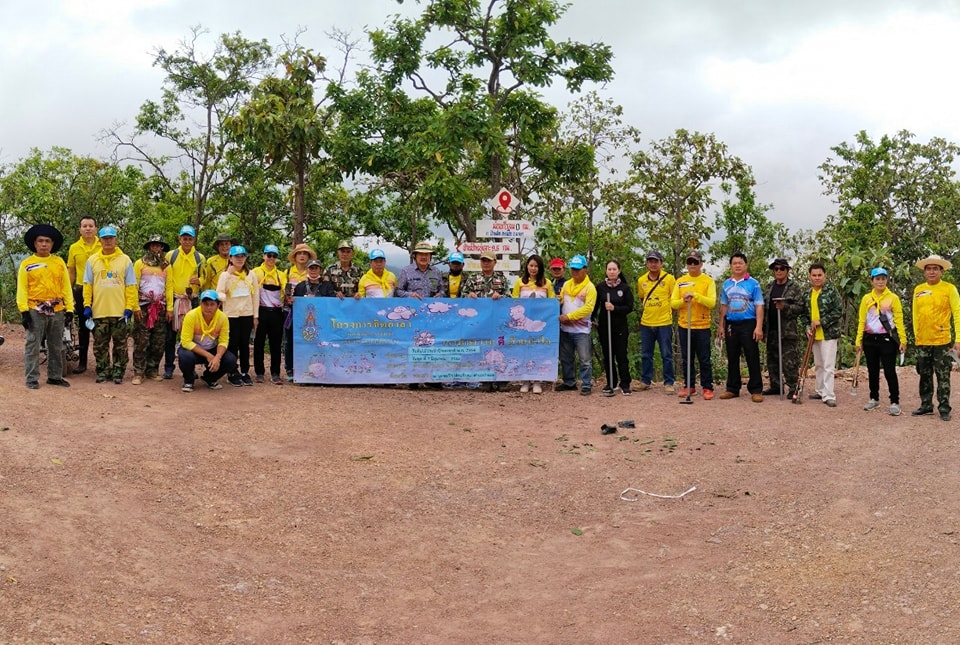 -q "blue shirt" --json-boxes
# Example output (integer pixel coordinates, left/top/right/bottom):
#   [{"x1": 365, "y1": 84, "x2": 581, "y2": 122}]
[
  {"x1": 395, "y1": 263, "x2": 443, "y2": 298},
  {"x1": 721, "y1": 275, "x2": 764, "y2": 321}
]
